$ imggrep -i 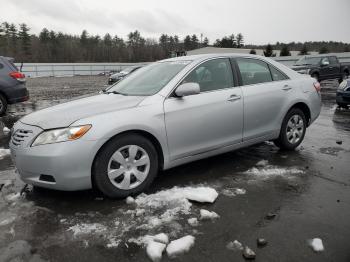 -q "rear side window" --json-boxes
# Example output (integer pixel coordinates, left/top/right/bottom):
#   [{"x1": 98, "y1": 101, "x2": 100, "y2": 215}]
[
  {"x1": 236, "y1": 58, "x2": 272, "y2": 85},
  {"x1": 269, "y1": 66, "x2": 288, "y2": 81},
  {"x1": 328, "y1": 56, "x2": 338, "y2": 65}
]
